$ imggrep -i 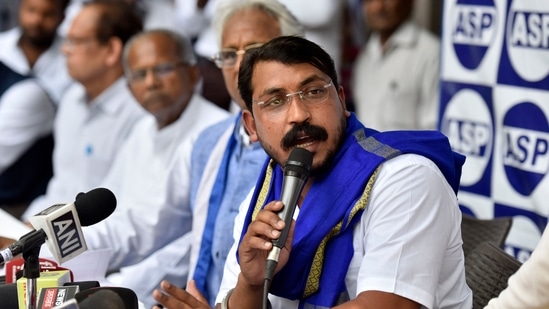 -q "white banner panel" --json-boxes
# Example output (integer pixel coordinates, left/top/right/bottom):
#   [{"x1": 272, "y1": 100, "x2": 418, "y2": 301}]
[{"x1": 440, "y1": 0, "x2": 549, "y2": 261}]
